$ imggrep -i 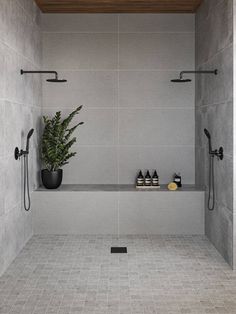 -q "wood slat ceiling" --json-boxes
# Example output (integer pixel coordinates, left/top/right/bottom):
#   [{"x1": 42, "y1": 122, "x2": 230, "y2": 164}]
[{"x1": 35, "y1": 0, "x2": 203, "y2": 13}]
